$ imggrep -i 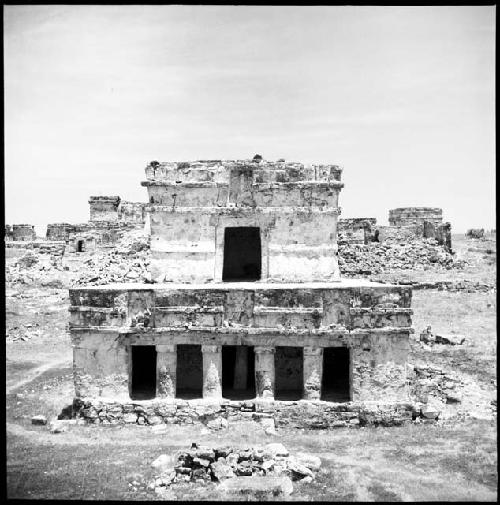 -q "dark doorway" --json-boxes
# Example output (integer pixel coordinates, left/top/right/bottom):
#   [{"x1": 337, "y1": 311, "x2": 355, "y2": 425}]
[
  {"x1": 76, "y1": 240, "x2": 84, "y2": 252},
  {"x1": 222, "y1": 345, "x2": 255, "y2": 400},
  {"x1": 130, "y1": 345, "x2": 157, "y2": 400},
  {"x1": 274, "y1": 346, "x2": 303, "y2": 400},
  {"x1": 176, "y1": 344, "x2": 203, "y2": 399},
  {"x1": 222, "y1": 227, "x2": 261, "y2": 281},
  {"x1": 321, "y1": 347, "x2": 350, "y2": 402}
]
